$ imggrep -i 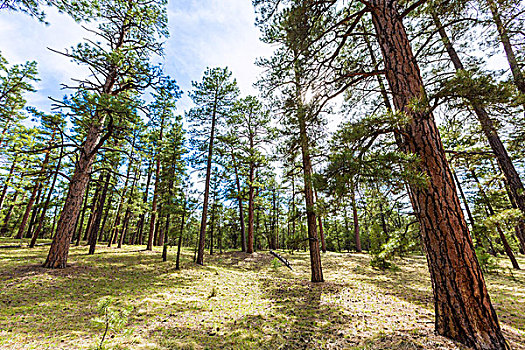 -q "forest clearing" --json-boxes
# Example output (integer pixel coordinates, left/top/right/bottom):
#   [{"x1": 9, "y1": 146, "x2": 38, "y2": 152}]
[
  {"x1": 1, "y1": 240, "x2": 524, "y2": 350},
  {"x1": 2, "y1": 0, "x2": 525, "y2": 349}
]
